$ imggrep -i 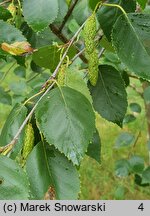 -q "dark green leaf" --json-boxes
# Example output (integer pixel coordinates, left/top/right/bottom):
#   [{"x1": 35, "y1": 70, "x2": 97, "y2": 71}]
[
  {"x1": 129, "y1": 103, "x2": 141, "y2": 113},
  {"x1": 35, "y1": 87, "x2": 95, "y2": 165},
  {"x1": 0, "y1": 87, "x2": 12, "y2": 105},
  {"x1": 112, "y1": 13, "x2": 150, "y2": 80},
  {"x1": 23, "y1": 0, "x2": 58, "y2": 31},
  {"x1": 0, "y1": 155, "x2": 29, "y2": 199},
  {"x1": 129, "y1": 155, "x2": 144, "y2": 174},
  {"x1": 86, "y1": 130, "x2": 101, "y2": 163},
  {"x1": 32, "y1": 45, "x2": 60, "y2": 70},
  {"x1": 142, "y1": 166, "x2": 150, "y2": 184},
  {"x1": 115, "y1": 159, "x2": 131, "y2": 177},
  {"x1": 0, "y1": 104, "x2": 27, "y2": 159},
  {"x1": 14, "y1": 66, "x2": 26, "y2": 78},
  {"x1": 90, "y1": 65, "x2": 127, "y2": 126},
  {"x1": 26, "y1": 142, "x2": 80, "y2": 199},
  {"x1": 97, "y1": 0, "x2": 136, "y2": 41},
  {"x1": 123, "y1": 114, "x2": 136, "y2": 124},
  {"x1": 30, "y1": 61, "x2": 43, "y2": 73},
  {"x1": 134, "y1": 174, "x2": 150, "y2": 187},
  {"x1": 114, "y1": 132, "x2": 135, "y2": 148},
  {"x1": 0, "y1": 20, "x2": 26, "y2": 44},
  {"x1": 89, "y1": 0, "x2": 100, "y2": 10},
  {"x1": 0, "y1": 6, "x2": 12, "y2": 21},
  {"x1": 121, "y1": 71, "x2": 130, "y2": 87}
]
